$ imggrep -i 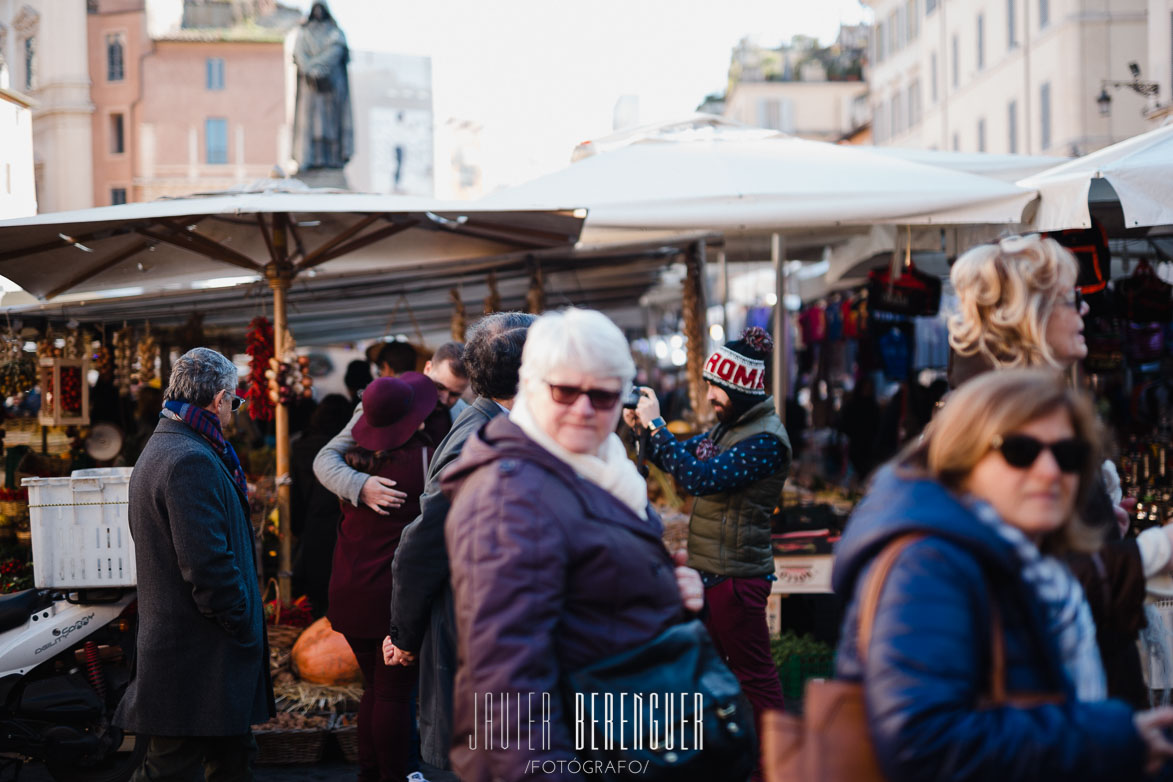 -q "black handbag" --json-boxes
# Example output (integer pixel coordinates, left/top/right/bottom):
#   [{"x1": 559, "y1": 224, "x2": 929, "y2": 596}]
[{"x1": 562, "y1": 619, "x2": 756, "y2": 782}]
